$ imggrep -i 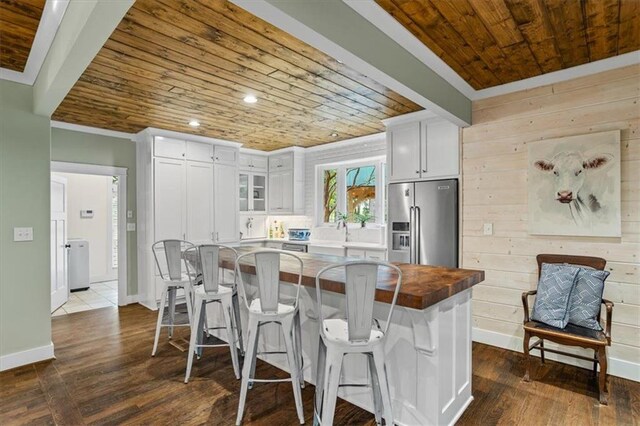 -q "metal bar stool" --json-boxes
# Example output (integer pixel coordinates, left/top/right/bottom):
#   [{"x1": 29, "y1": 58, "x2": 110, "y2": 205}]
[
  {"x1": 151, "y1": 239, "x2": 195, "y2": 356},
  {"x1": 314, "y1": 260, "x2": 402, "y2": 426},
  {"x1": 183, "y1": 245, "x2": 242, "y2": 382},
  {"x1": 235, "y1": 249, "x2": 305, "y2": 425}
]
